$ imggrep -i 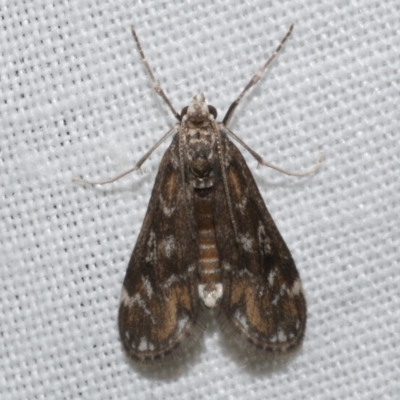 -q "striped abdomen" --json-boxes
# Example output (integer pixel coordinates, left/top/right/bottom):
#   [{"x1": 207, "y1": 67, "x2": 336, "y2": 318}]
[{"x1": 194, "y1": 188, "x2": 223, "y2": 308}]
